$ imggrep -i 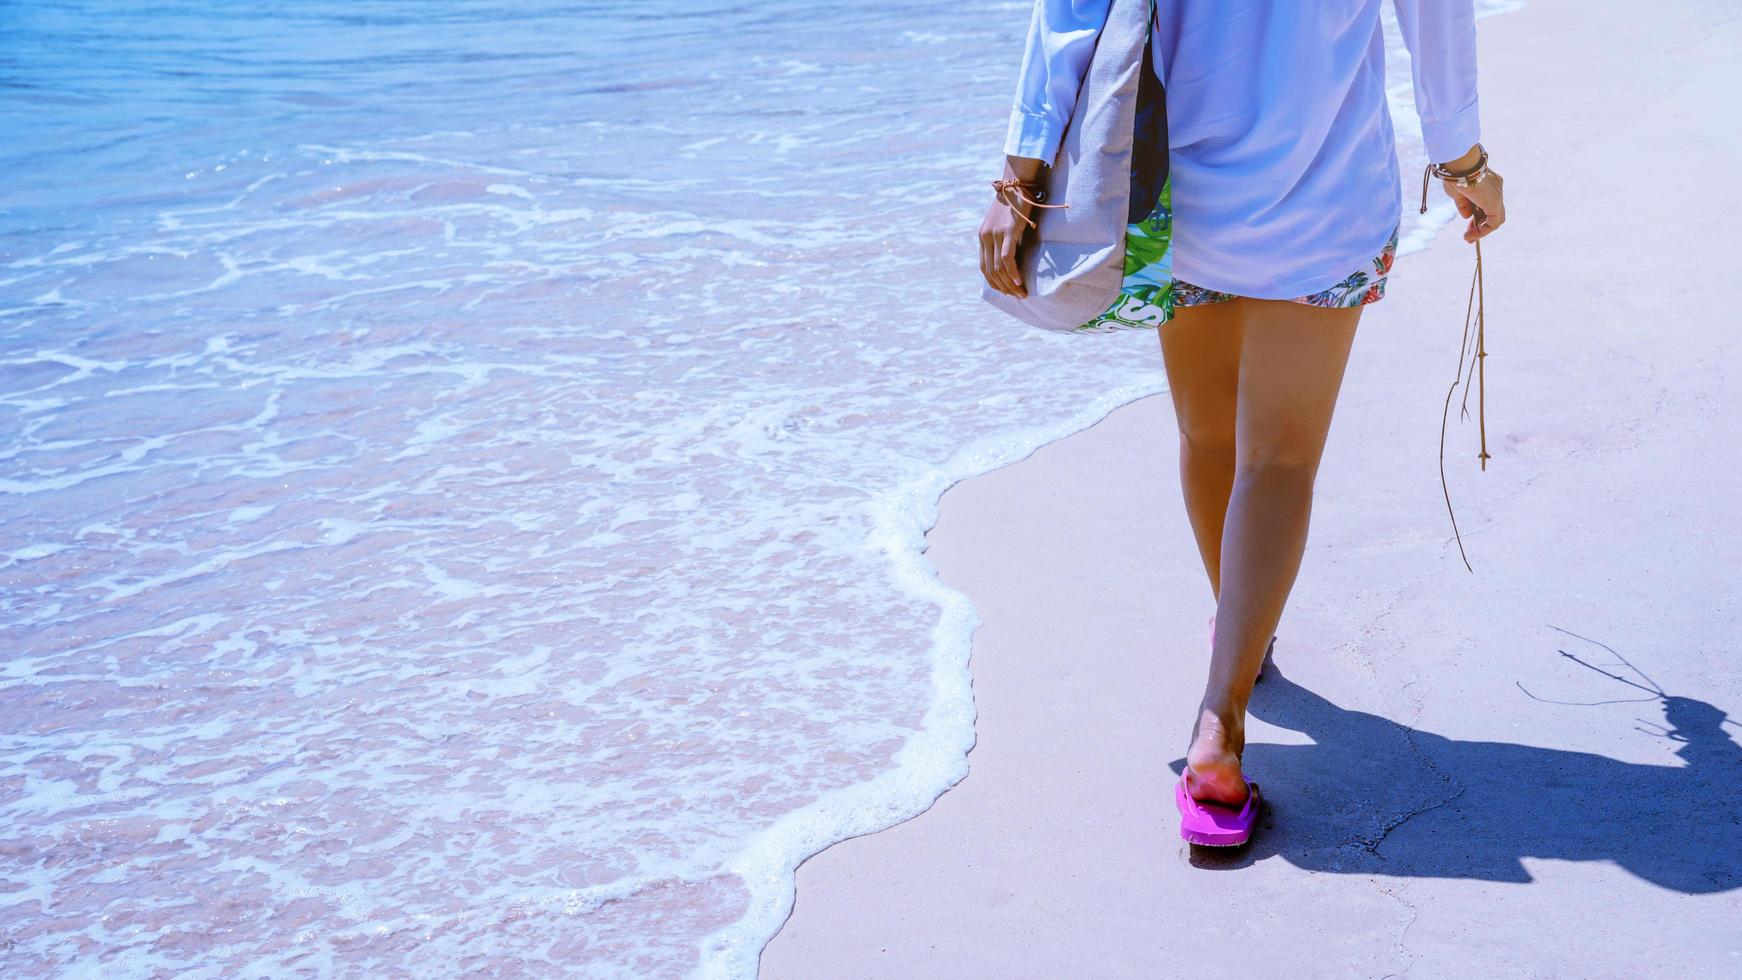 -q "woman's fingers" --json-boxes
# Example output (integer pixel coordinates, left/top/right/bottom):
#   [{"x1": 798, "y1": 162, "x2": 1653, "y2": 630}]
[
  {"x1": 993, "y1": 232, "x2": 1020, "y2": 295},
  {"x1": 986, "y1": 235, "x2": 1016, "y2": 295},
  {"x1": 980, "y1": 217, "x2": 1027, "y2": 295},
  {"x1": 978, "y1": 194, "x2": 1038, "y2": 296},
  {"x1": 980, "y1": 193, "x2": 1041, "y2": 296},
  {"x1": 1477, "y1": 197, "x2": 1505, "y2": 231},
  {"x1": 1474, "y1": 205, "x2": 1505, "y2": 240},
  {"x1": 998, "y1": 238, "x2": 1026, "y2": 298},
  {"x1": 978, "y1": 228, "x2": 1009, "y2": 295},
  {"x1": 1462, "y1": 204, "x2": 1503, "y2": 241},
  {"x1": 1470, "y1": 174, "x2": 1505, "y2": 240},
  {"x1": 1447, "y1": 171, "x2": 1505, "y2": 242}
]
